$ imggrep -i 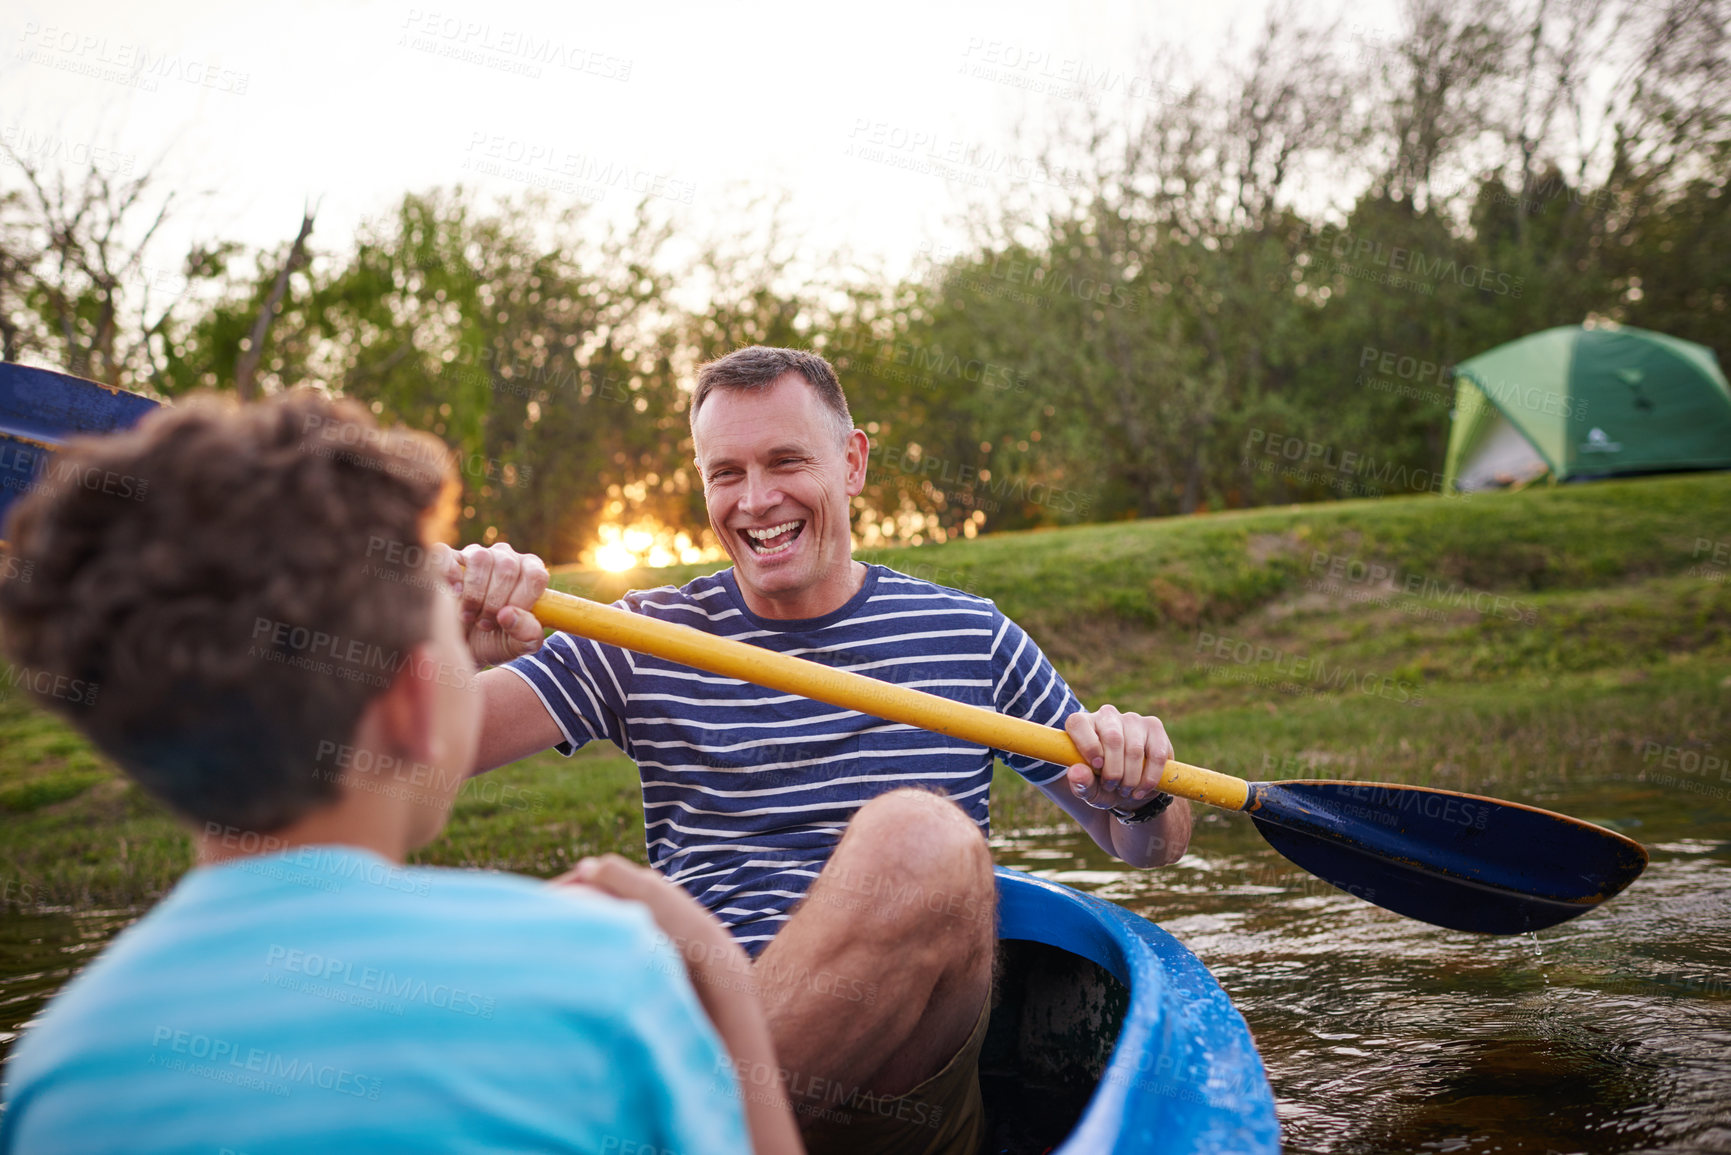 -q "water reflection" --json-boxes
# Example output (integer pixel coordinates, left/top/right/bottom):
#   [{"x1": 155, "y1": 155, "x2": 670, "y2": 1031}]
[
  {"x1": 993, "y1": 788, "x2": 1731, "y2": 1154},
  {"x1": 0, "y1": 908, "x2": 140, "y2": 1061}
]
